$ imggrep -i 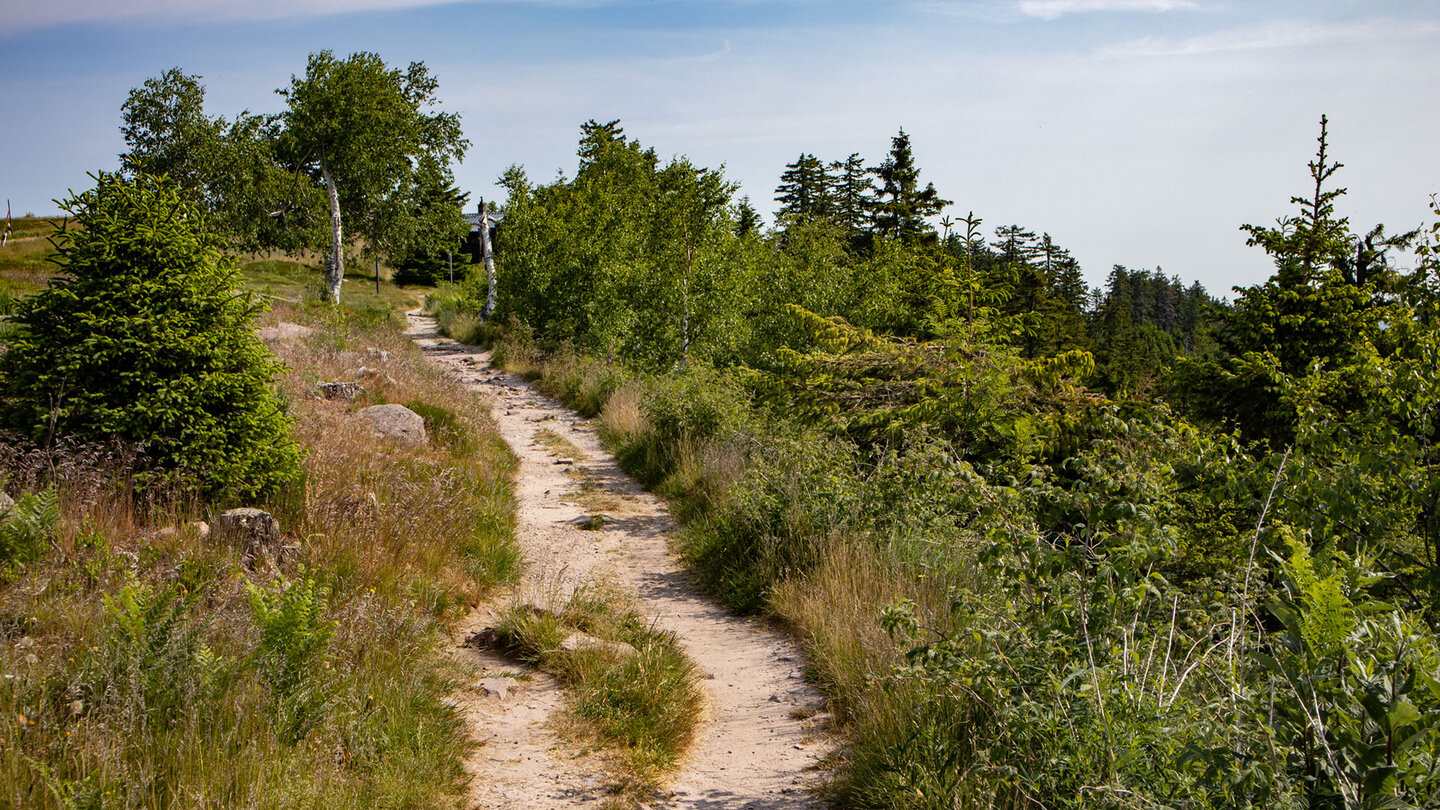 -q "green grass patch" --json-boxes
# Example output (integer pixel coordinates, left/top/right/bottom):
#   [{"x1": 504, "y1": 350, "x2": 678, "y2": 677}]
[
  {"x1": 239, "y1": 258, "x2": 432, "y2": 313},
  {"x1": 493, "y1": 585, "x2": 704, "y2": 804}
]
